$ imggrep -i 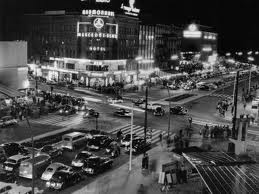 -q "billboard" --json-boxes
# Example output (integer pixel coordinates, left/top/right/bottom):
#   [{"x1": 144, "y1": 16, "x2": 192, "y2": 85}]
[{"x1": 0, "y1": 41, "x2": 27, "y2": 68}]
